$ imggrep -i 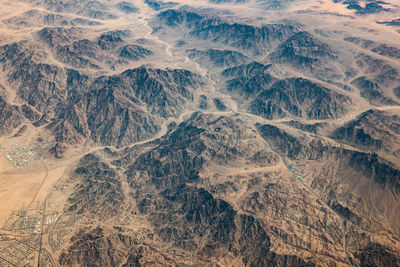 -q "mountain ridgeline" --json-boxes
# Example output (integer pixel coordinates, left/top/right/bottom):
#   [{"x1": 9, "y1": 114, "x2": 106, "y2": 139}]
[{"x1": 0, "y1": 0, "x2": 399, "y2": 266}]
